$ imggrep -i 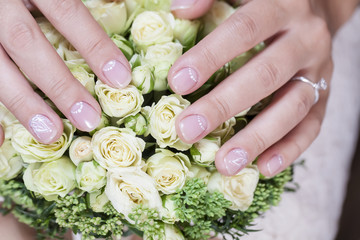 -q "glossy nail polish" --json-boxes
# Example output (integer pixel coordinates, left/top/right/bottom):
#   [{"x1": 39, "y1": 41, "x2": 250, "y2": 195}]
[
  {"x1": 224, "y1": 148, "x2": 249, "y2": 176},
  {"x1": 102, "y1": 60, "x2": 131, "y2": 88},
  {"x1": 171, "y1": 0, "x2": 197, "y2": 10},
  {"x1": 179, "y1": 114, "x2": 207, "y2": 142},
  {"x1": 29, "y1": 114, "x2": 57, "y2": 144},
  {"x1": 172, "y1": 67, "x2": 198, "y2": 94},
  {"x1": 70, "y1": 102, "x2": 101, "y2": 132},
  {"x1": 267, "y1": 154, "x2": 284, "y2": 176}
]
